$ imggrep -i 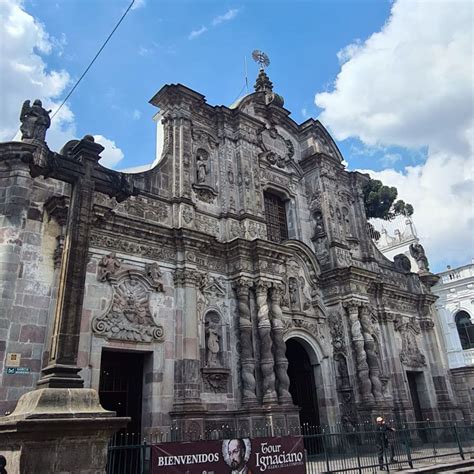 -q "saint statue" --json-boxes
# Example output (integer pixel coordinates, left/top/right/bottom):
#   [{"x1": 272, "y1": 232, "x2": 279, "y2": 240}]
[
  {"x1": 288, "y1": 277, "x2": 299, "y2": 307},
  {"x1": 206, "y1": 326, "x2": 220, "y2": 367},
  {"x1": 20, "y1": 99, "x2": 51, "y2": 142},
  {"x1": 409, "y1": 243, "x2": 430, "y2": 272},
  {"x1": 196, "y1": 150, "x2": 208, "y2": 184}
]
